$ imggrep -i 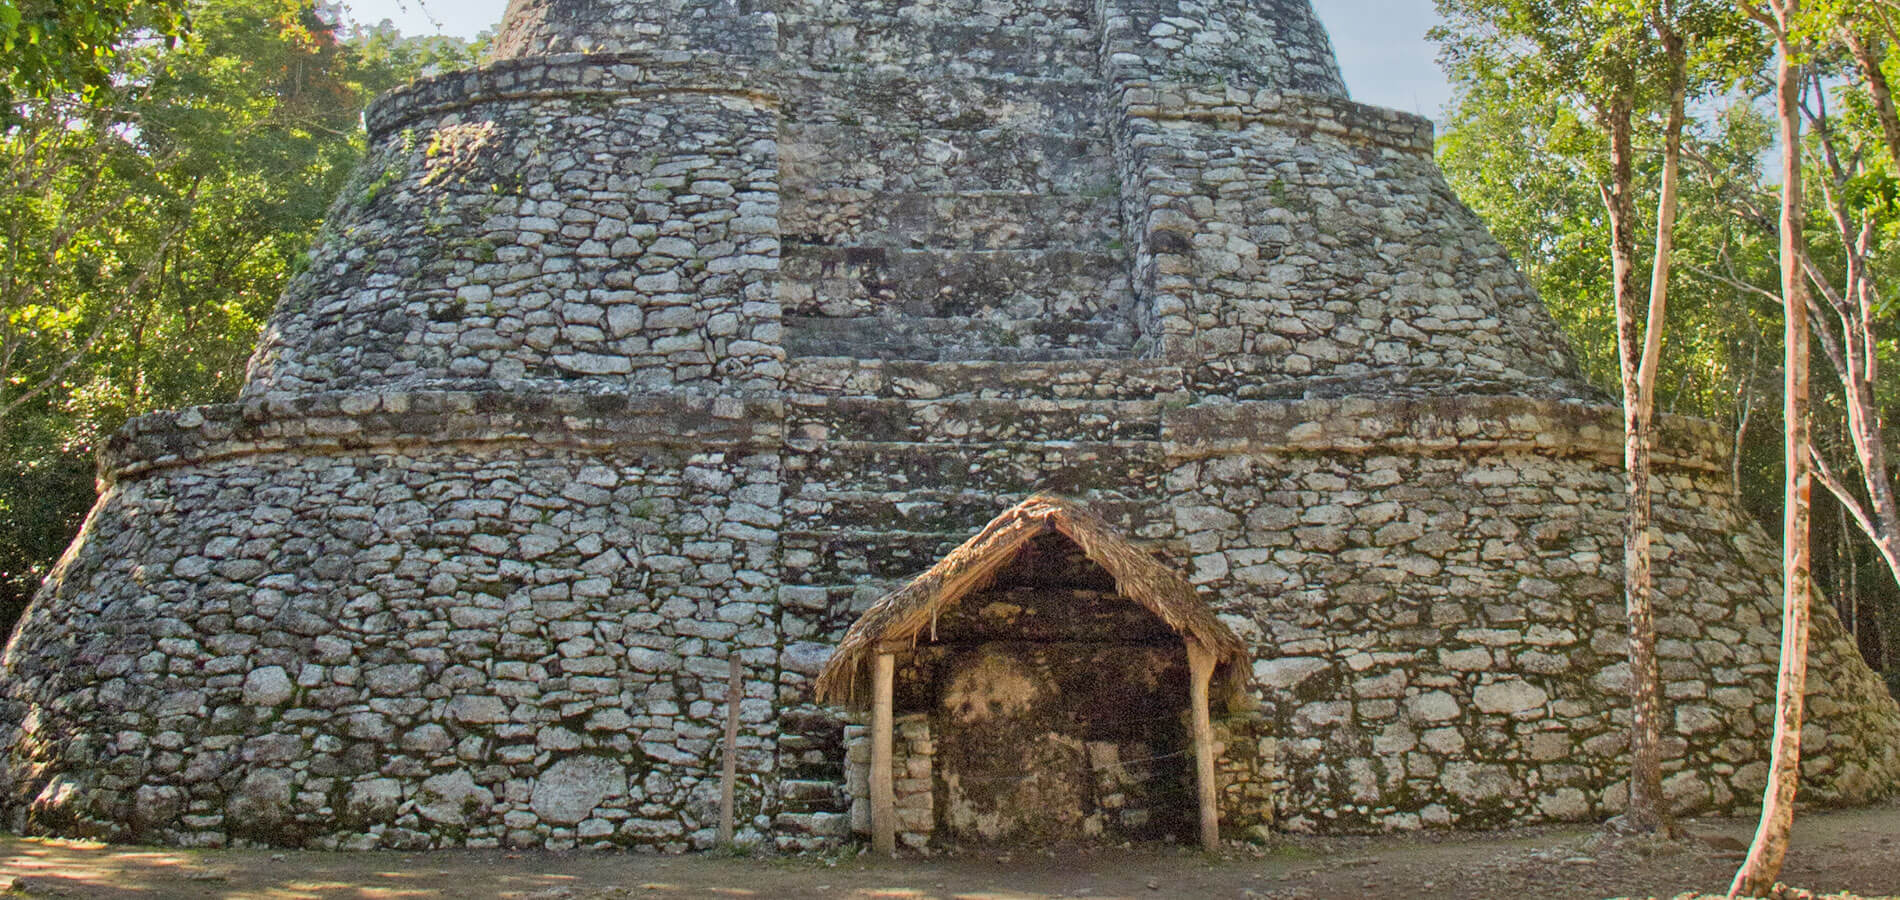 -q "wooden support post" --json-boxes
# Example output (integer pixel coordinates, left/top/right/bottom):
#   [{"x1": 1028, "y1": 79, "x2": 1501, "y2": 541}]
[
  {"x1": 1187, "y1": 640, "x2": 1220, "y2": 853},
  {"x1": 871, "y1": 651, "x2": 897, "y2": 858},
  {"x1": 718, "y1": 654, "x2": 743, "y2": 848}
]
